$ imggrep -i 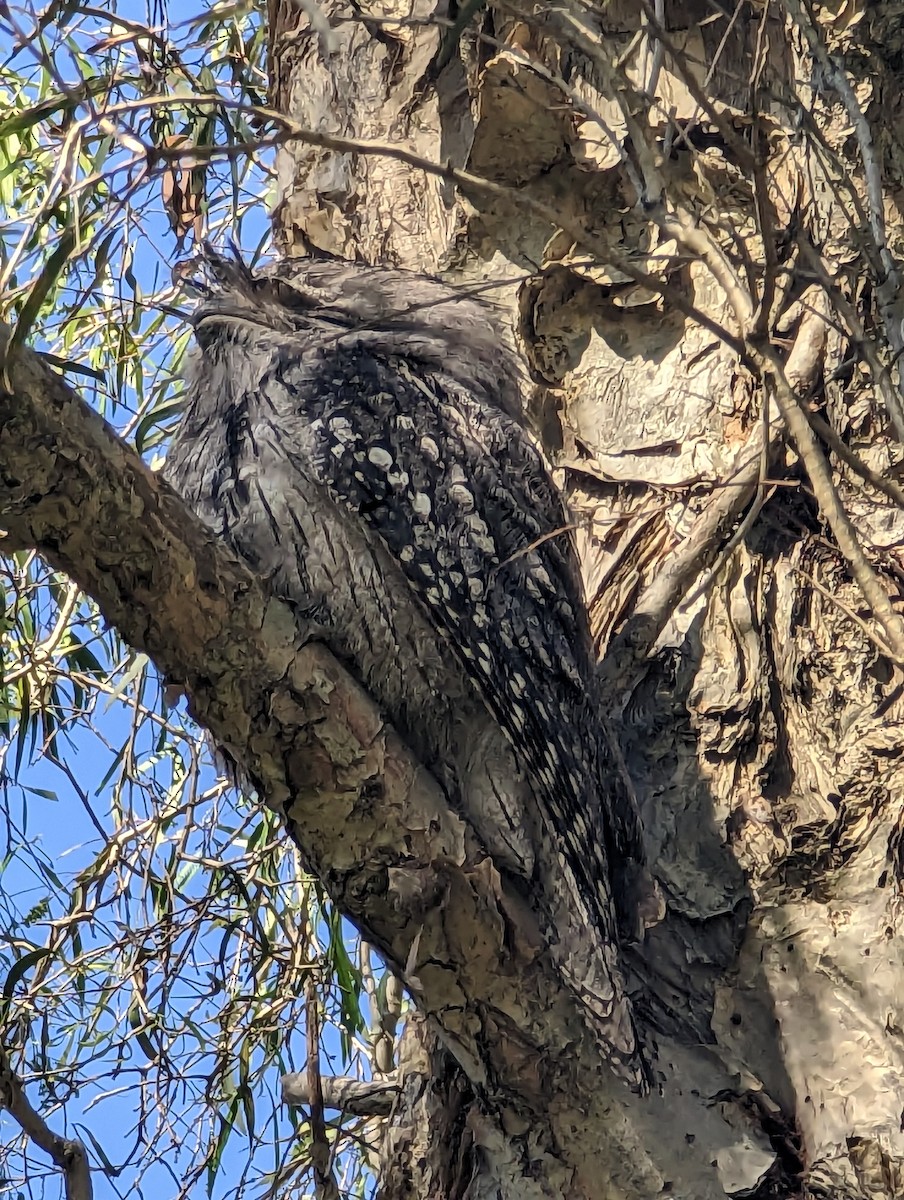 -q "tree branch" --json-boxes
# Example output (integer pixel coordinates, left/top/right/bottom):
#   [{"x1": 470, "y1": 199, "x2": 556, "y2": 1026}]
[
  {"x1": 0, "y1": 1047, "x2": 92, "y2": 1200},
  {"x1": 305, "y1": 976, "x2": 341, "y2": 1200},
  {"x1": 282, "y1": 1073, "x2": 400, "y2": 1118},
  {"x1": 605, "y1": 294, "x2": 830, "y2": 666}
]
